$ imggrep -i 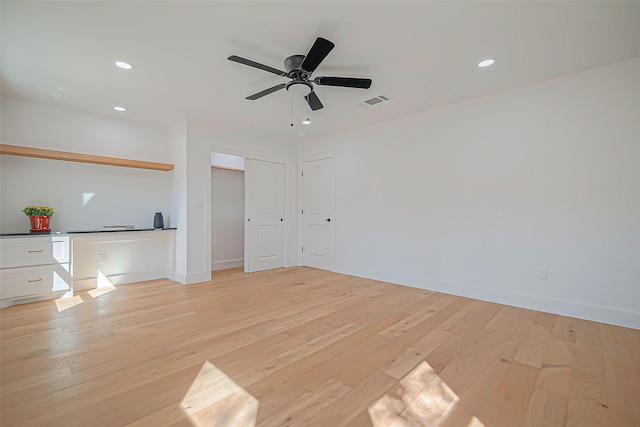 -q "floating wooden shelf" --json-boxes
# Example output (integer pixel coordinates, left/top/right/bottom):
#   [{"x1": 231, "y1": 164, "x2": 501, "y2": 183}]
[{"x1": 0, "y1": 144, "x2": 174, "y2": 171}]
